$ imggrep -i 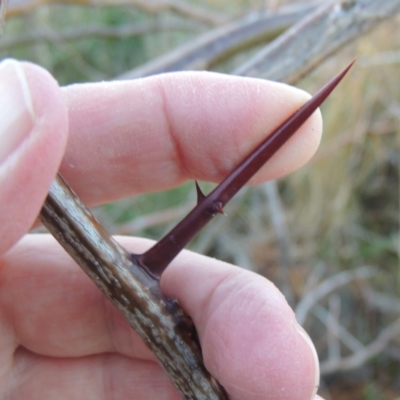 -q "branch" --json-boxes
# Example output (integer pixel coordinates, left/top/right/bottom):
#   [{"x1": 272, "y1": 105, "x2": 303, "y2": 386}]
[
  {"x1": 40, "y1": 174, "x2": 228, "y2": 399},
  {"x1": 298, "y1": 270, "x2": 400, "y2": 376},
  {"x1": 320, "y1": 316, "x2": 400, "y2": 374},
  {"x1": 117, "y1": 2, "x2": 318, "y2": 79},
  {"x1": 69, "y1": 0, "x2": 389, "y2": 84},
  {"x1": 116, "y1": 0, "x2": 400, "y2": 84},
  {"x1": 295, "y1": 266, "x2": 376, "y2": 325},
  {"x1": 313, "y1": 304, "x2": 364, "y2": 354},
  {"x1": 233, "y1": 0, "x2": 400, "y2": 84}
]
